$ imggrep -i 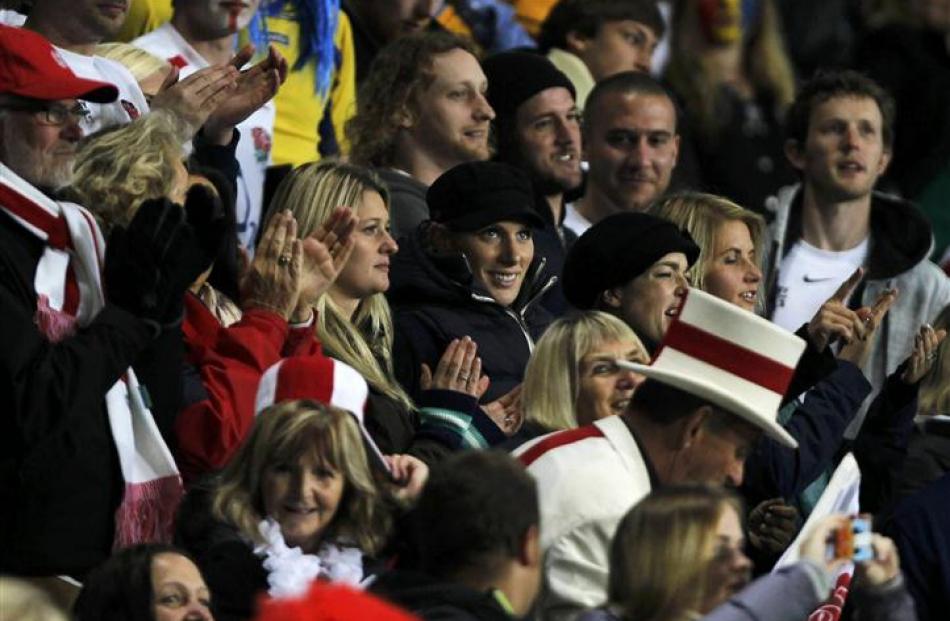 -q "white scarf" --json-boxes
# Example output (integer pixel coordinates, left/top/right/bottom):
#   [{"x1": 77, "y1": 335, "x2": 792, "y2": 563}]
[
  {"x1": 254, "y1": 518, "x2": 366, "y2": 599},
  {"x1": 0, "y1": 163, "x2": 183, "y2": 548}
]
